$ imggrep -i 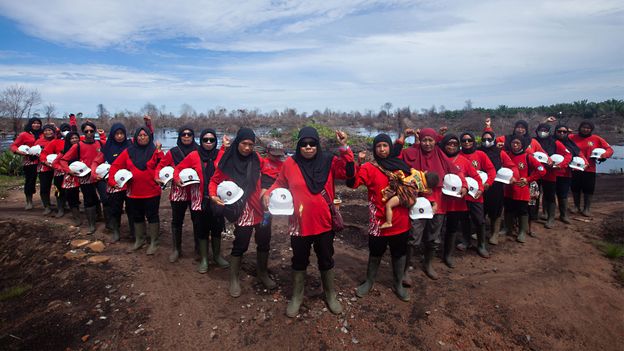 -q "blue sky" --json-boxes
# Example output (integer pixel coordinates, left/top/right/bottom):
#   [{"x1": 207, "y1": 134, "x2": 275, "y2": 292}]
[{"x1": 0, "y1": 0, "x2": 622, "y2": 117}]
